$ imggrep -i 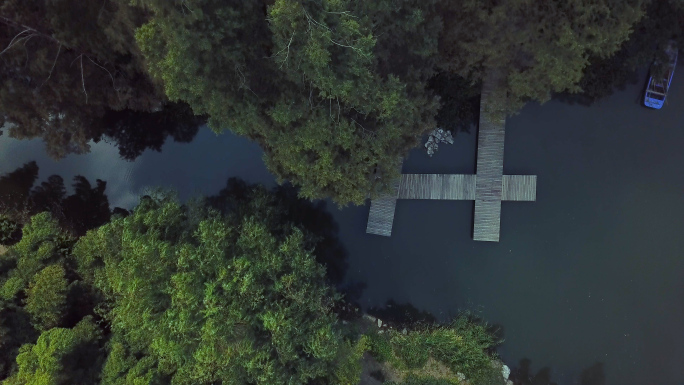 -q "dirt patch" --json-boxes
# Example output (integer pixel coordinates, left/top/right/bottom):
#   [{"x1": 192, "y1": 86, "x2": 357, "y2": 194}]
[{"x1": 0, "y1": 245, "x2": 6, "y2": 256}]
